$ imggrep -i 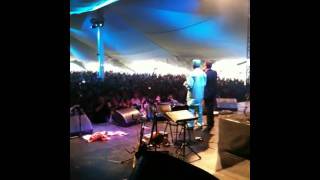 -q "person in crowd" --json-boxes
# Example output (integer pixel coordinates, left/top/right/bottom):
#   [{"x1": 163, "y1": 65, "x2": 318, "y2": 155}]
[
  {"x1": 104, "y1": 97, "x2": 112, "y2": 122},
  {"x1": 155, "y1": 95, "x2": 161, "y2": 105},
  {"x1": 184, "y1": 59, "x2": 207, "y2": 130},
  {"x1": 203, "y1": 60, "x2": 217, "y2": 130},
  {"x1": 125, "y1": 98, "x2": 132, "y2": 108},
  {"x1": 119, "y1": 98, "x2": 129, "y2": 109},
  {"x1": 92, "y1": 96, "x2": 109, "y2": 123},
  {"x1": 131, "y1": 92, "x2": 142, "y2": 110},
  {"x1": 167, "y1": 94, "x2": 179, "y2": 105},
  {"x1": 140, "y1": 96, "x2": 149, "y2": 117},
  {"x1": 111, "y1": 96, "x2": 120, "y2": 110}
]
